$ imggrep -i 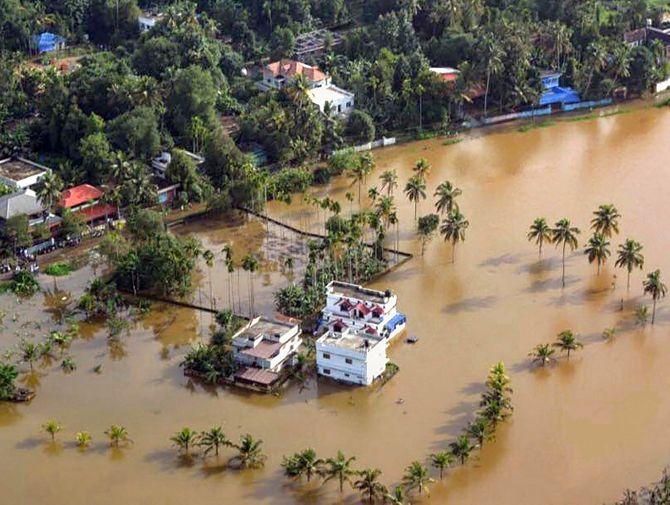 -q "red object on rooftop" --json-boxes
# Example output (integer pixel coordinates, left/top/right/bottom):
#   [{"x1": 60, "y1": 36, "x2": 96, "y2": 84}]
[
  {"x1": 59, "y1": 184, "x2": 103, "y2": 208},
  {"x1": 355, "y1": 302, "x2": 371, "y2": 316}
]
